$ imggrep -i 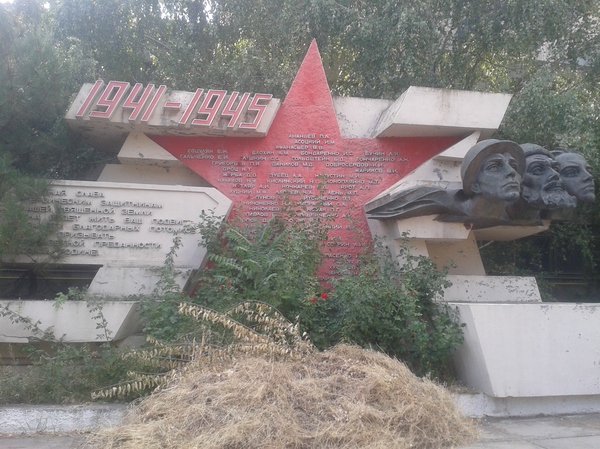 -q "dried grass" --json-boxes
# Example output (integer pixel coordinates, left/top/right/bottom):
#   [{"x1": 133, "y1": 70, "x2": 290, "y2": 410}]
[{"x1": 84, "y1": 345, "x2": 477, "y2": 449}]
